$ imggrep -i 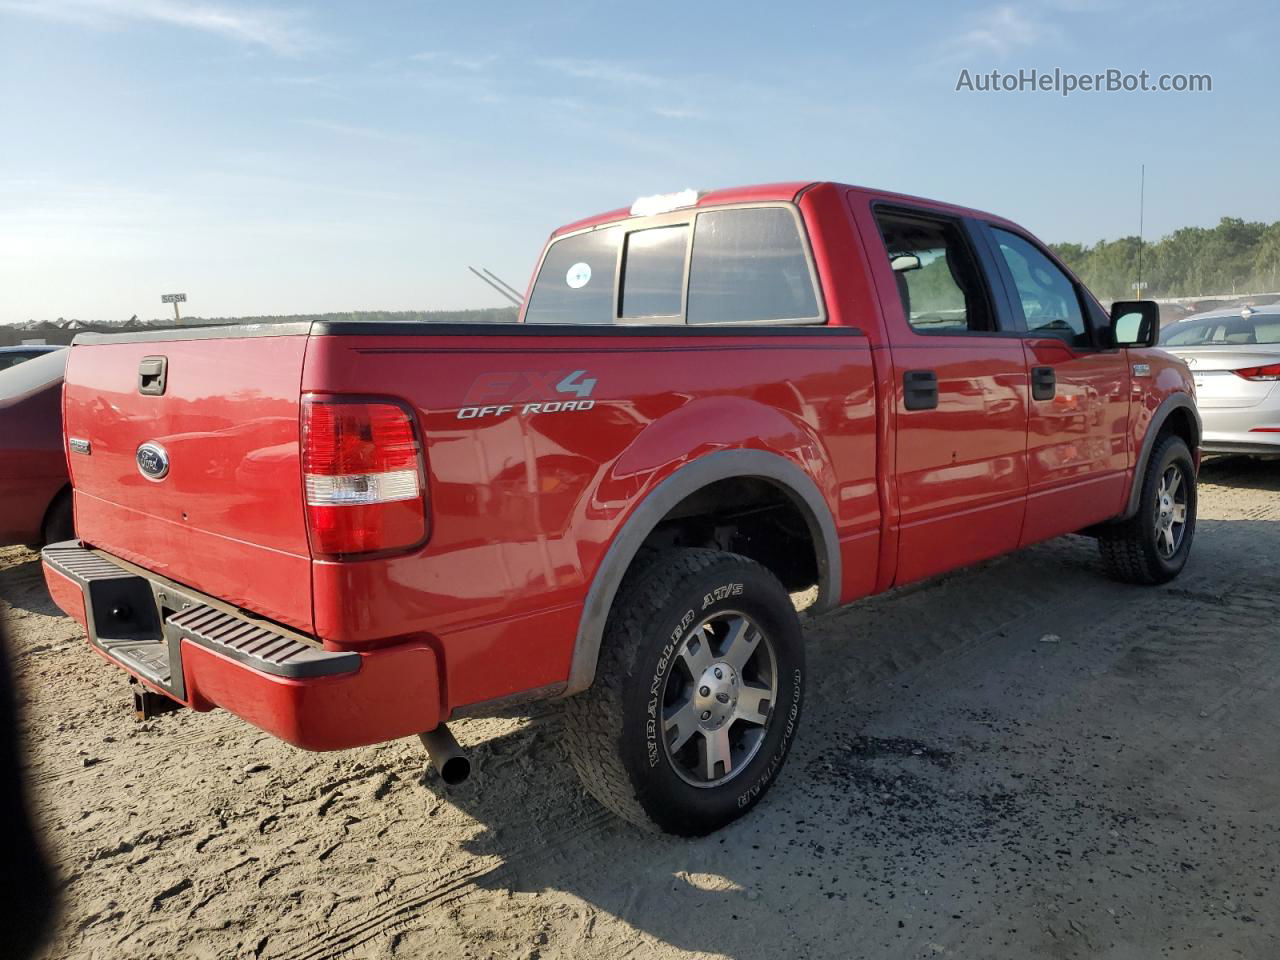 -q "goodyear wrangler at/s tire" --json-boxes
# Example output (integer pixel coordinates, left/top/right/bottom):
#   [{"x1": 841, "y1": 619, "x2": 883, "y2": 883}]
[{"x1": 562, "y1": 549, "x2": 805, "y2": 835}]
